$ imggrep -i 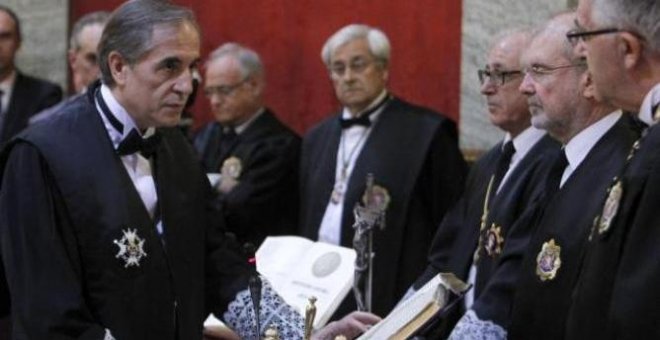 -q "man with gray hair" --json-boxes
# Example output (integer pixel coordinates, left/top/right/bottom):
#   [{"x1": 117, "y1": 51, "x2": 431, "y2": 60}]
[
  {"x1": 0, "y1": 1, "x2": 378, "y2": 339},
  {"x1": 194, "y1": 42, "x2": 300, "y2": 246},
  {"x1": 563, "y1": 0, "x2": 660, "y2": 338},
  {"x1": 299, "y1": 23, "x2": 467, "y2": 317}
]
